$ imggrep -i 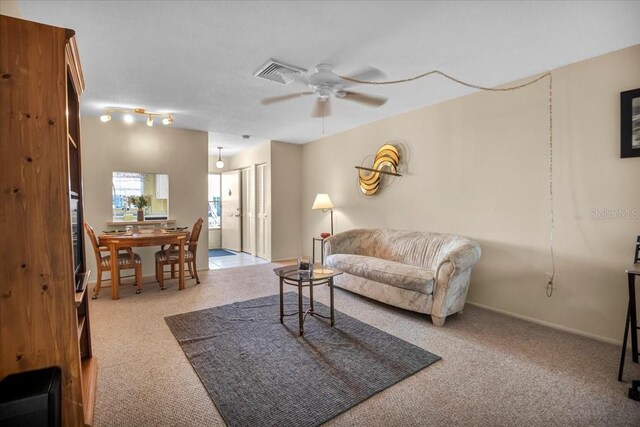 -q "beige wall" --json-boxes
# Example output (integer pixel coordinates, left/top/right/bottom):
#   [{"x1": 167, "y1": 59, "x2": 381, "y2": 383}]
[
  {"x1": 81, "y1": 118, "x2": 208, "y2": 279},
  {"x1": 300, "y1": 45, "x2": 640, "y2": 343},
  {"x1": 271, "y1": 141, "x2": 303, "y2": 261},
  {"x1": 0, "y1": 0, "x2": 22, "y2": 18}
]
